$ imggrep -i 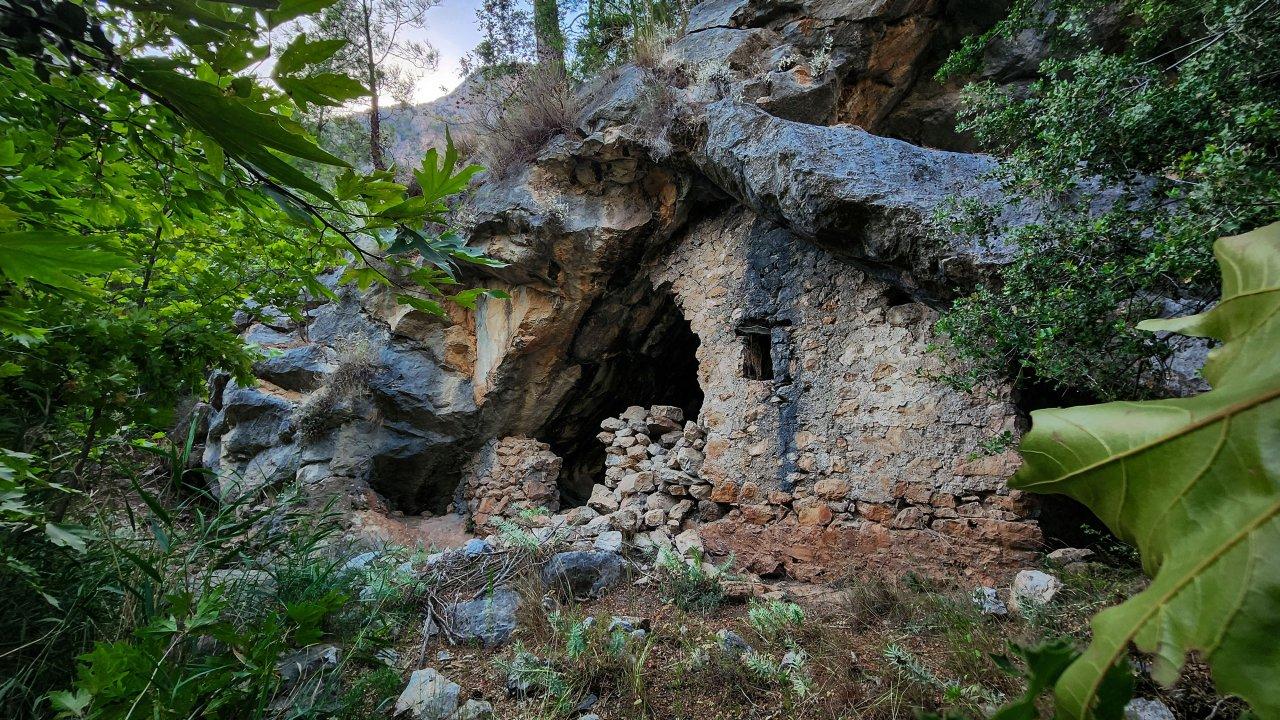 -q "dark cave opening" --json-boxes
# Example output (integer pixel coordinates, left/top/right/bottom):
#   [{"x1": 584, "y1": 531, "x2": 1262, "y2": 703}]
[
  {"x1": 1013, "y1": 370, "x2": 1140, "y2": 566},
  {"x1": 1036, "y1": 494, "x2": 1142, "y2": 568},
  {"x1": 537, "y1": 287, "x2": 704, "y2": 506}
]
